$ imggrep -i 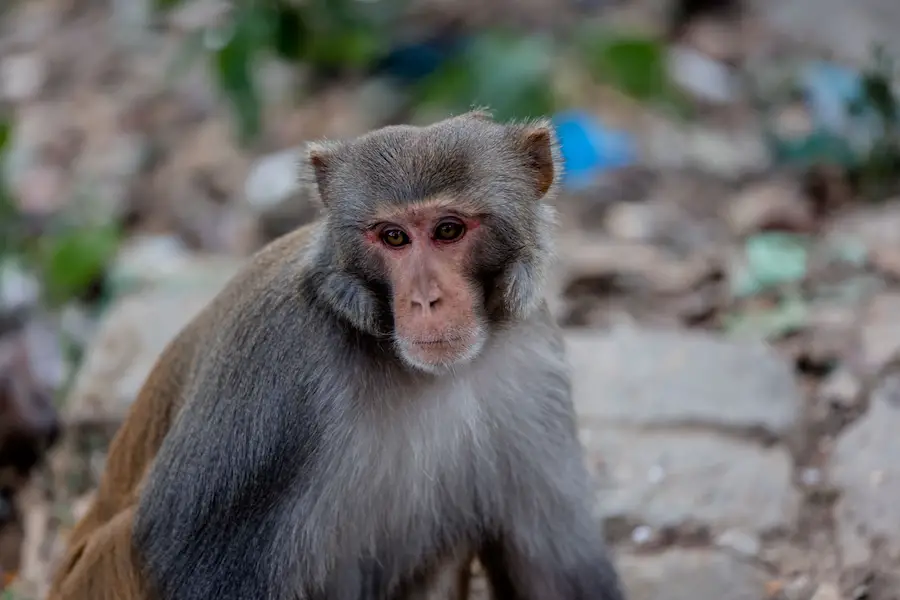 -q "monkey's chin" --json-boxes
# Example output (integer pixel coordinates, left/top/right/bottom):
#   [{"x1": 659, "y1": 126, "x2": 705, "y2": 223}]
[{"x1": 395, "y1": 333, "x2": 486, "y2": 375}]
